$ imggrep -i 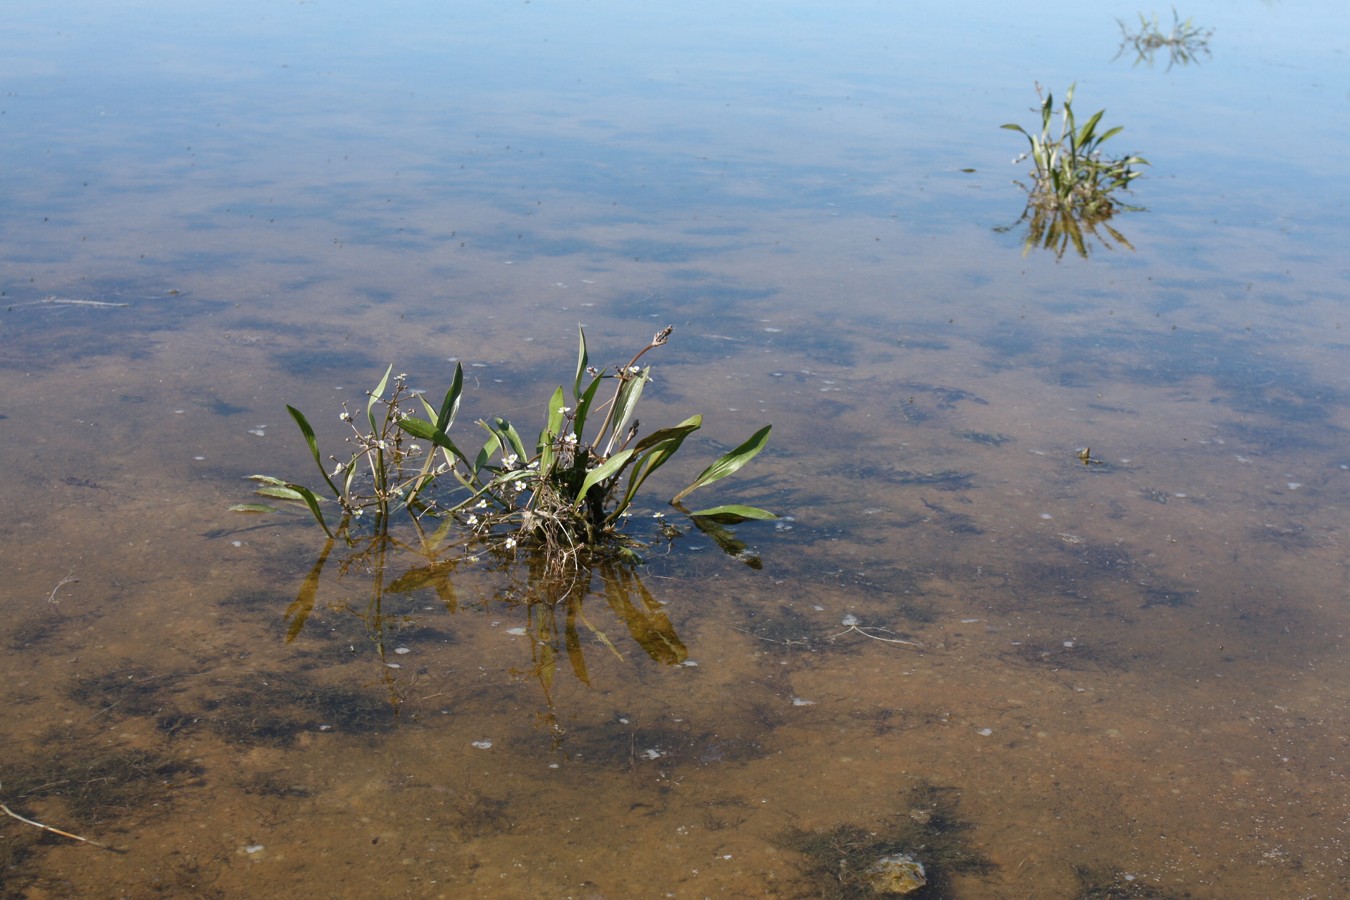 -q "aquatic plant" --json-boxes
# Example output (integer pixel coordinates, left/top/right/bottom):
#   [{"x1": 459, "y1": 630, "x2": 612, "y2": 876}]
[
  {"x1": 1000, "y1": 84, "x2": 1148, "y2": 257},
  {"x1": 1115, "y1": 9, "x2": 1213, "y2": 69},
  {"x1": 238, "y1": 326, "x2": 775, "y2": 573},
  {"x1": 1003, "y1": 83, "x2": 1148, "y2": 221}
]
